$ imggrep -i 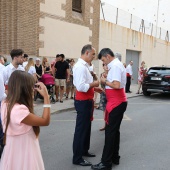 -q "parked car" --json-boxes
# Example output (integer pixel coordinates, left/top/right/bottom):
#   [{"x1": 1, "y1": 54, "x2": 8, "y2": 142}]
[{"x1": 142, "y1": 66, "x2": 170, "y2": 96}]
